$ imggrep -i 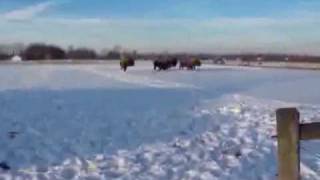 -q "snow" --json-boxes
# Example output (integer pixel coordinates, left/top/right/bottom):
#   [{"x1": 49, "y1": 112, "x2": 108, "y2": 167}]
[{"x1": 0, "y1": 61, "x2": 320, "y2": 179}]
